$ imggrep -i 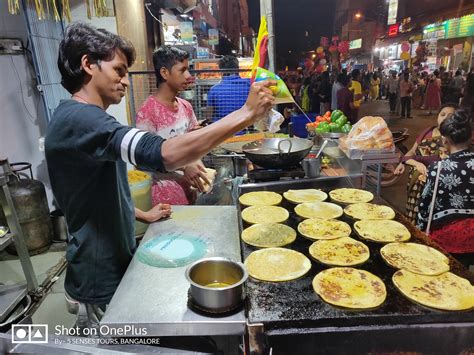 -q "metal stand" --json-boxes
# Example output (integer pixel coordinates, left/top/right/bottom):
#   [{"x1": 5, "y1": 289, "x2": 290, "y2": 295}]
[{"x1": 0, "y1": 158, "x2": 38, "y2": 323}]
